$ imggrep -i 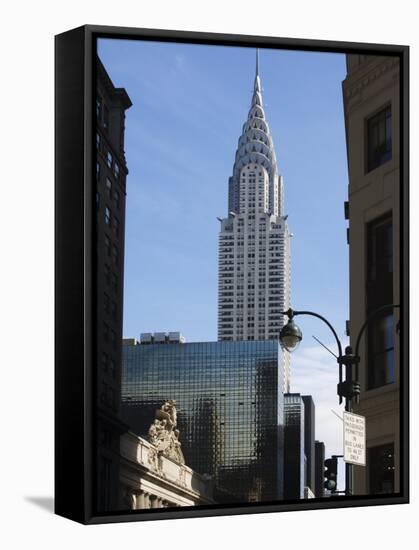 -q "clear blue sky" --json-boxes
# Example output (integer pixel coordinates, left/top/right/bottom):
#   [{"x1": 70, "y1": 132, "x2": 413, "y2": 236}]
[{"x1": 98, "y1": 38, "x2": 349, "y2": 474}]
